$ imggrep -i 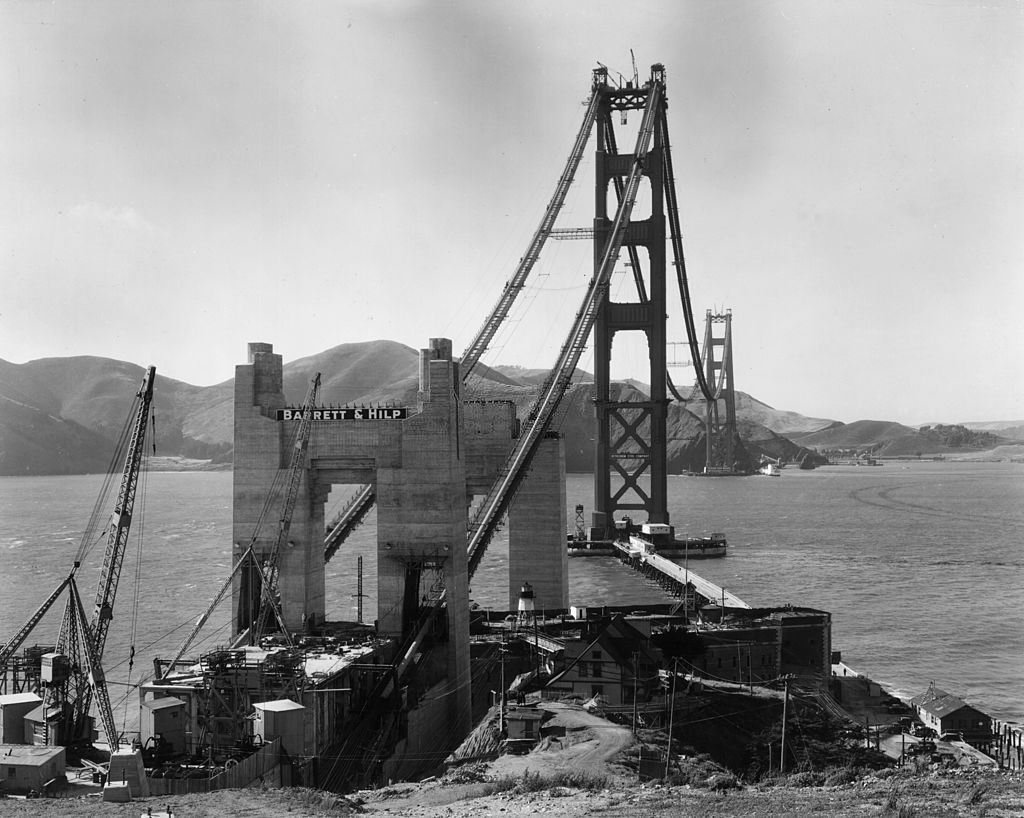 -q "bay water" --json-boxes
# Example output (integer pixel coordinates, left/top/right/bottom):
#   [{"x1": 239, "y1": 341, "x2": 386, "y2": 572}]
[{"x1": 1, "y1": 461, "x2": 1021, "y2": 733}]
